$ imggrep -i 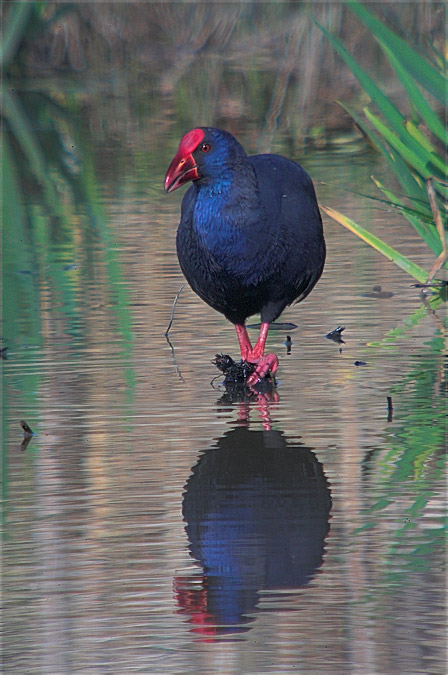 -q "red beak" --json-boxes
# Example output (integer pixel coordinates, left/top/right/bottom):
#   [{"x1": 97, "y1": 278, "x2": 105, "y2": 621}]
[{"x1": 164, "y1": 150, "x2": 199, "y2": 193}]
